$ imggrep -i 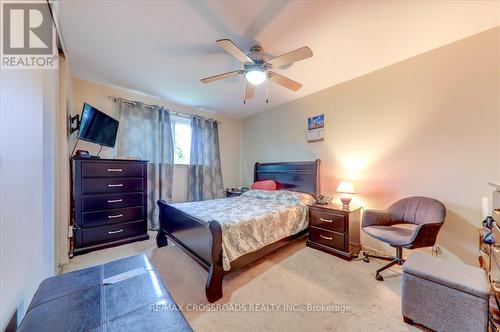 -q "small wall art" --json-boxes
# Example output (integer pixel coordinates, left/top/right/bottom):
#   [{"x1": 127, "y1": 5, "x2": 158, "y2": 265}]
[{"x1": 307, "y1": 114, "x2": 324, "y2": 143}]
